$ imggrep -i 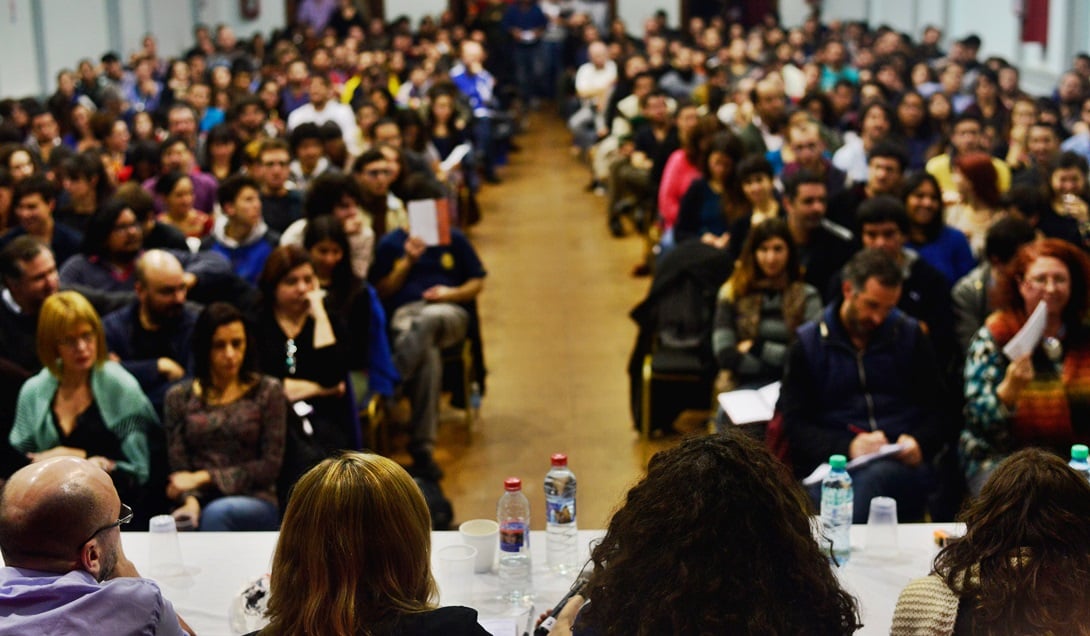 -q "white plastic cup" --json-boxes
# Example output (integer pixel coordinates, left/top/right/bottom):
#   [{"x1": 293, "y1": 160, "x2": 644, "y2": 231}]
[
  {"x1": 147, "y1": 515, "x2": 185, "y2": 577},
  {"x1": 458, "y1": 518, "x2": 499, "y2": 573},
  {"x1": 435, "y1": 544, "x2": 477, "y2": 606},
  {"x1": 865, "y1": 497, "x2": 899, "y2": 558}
]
